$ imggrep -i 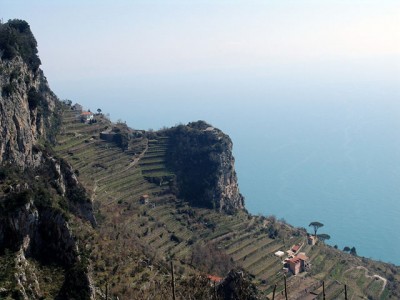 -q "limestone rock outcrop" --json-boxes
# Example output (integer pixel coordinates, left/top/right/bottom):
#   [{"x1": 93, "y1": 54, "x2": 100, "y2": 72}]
[
  {"x1": 0, "y1": 56, "x2": 60, "y2": 167},
  {"x1": 165, "y1": 121, "x2": 244, "y2": 213},
  {"x1": 0, "y1": 20, "x2": 95, "y2": 299}
]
